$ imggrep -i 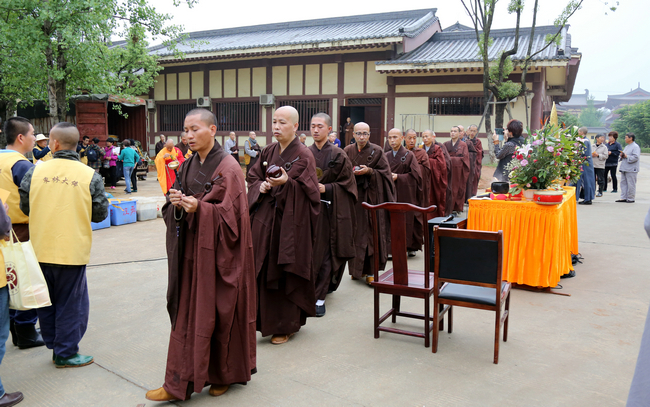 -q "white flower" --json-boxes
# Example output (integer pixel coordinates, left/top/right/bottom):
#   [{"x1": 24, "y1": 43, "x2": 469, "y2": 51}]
[{"x1": 517, "y1": 144, "x2": 533, "y2": 156}]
